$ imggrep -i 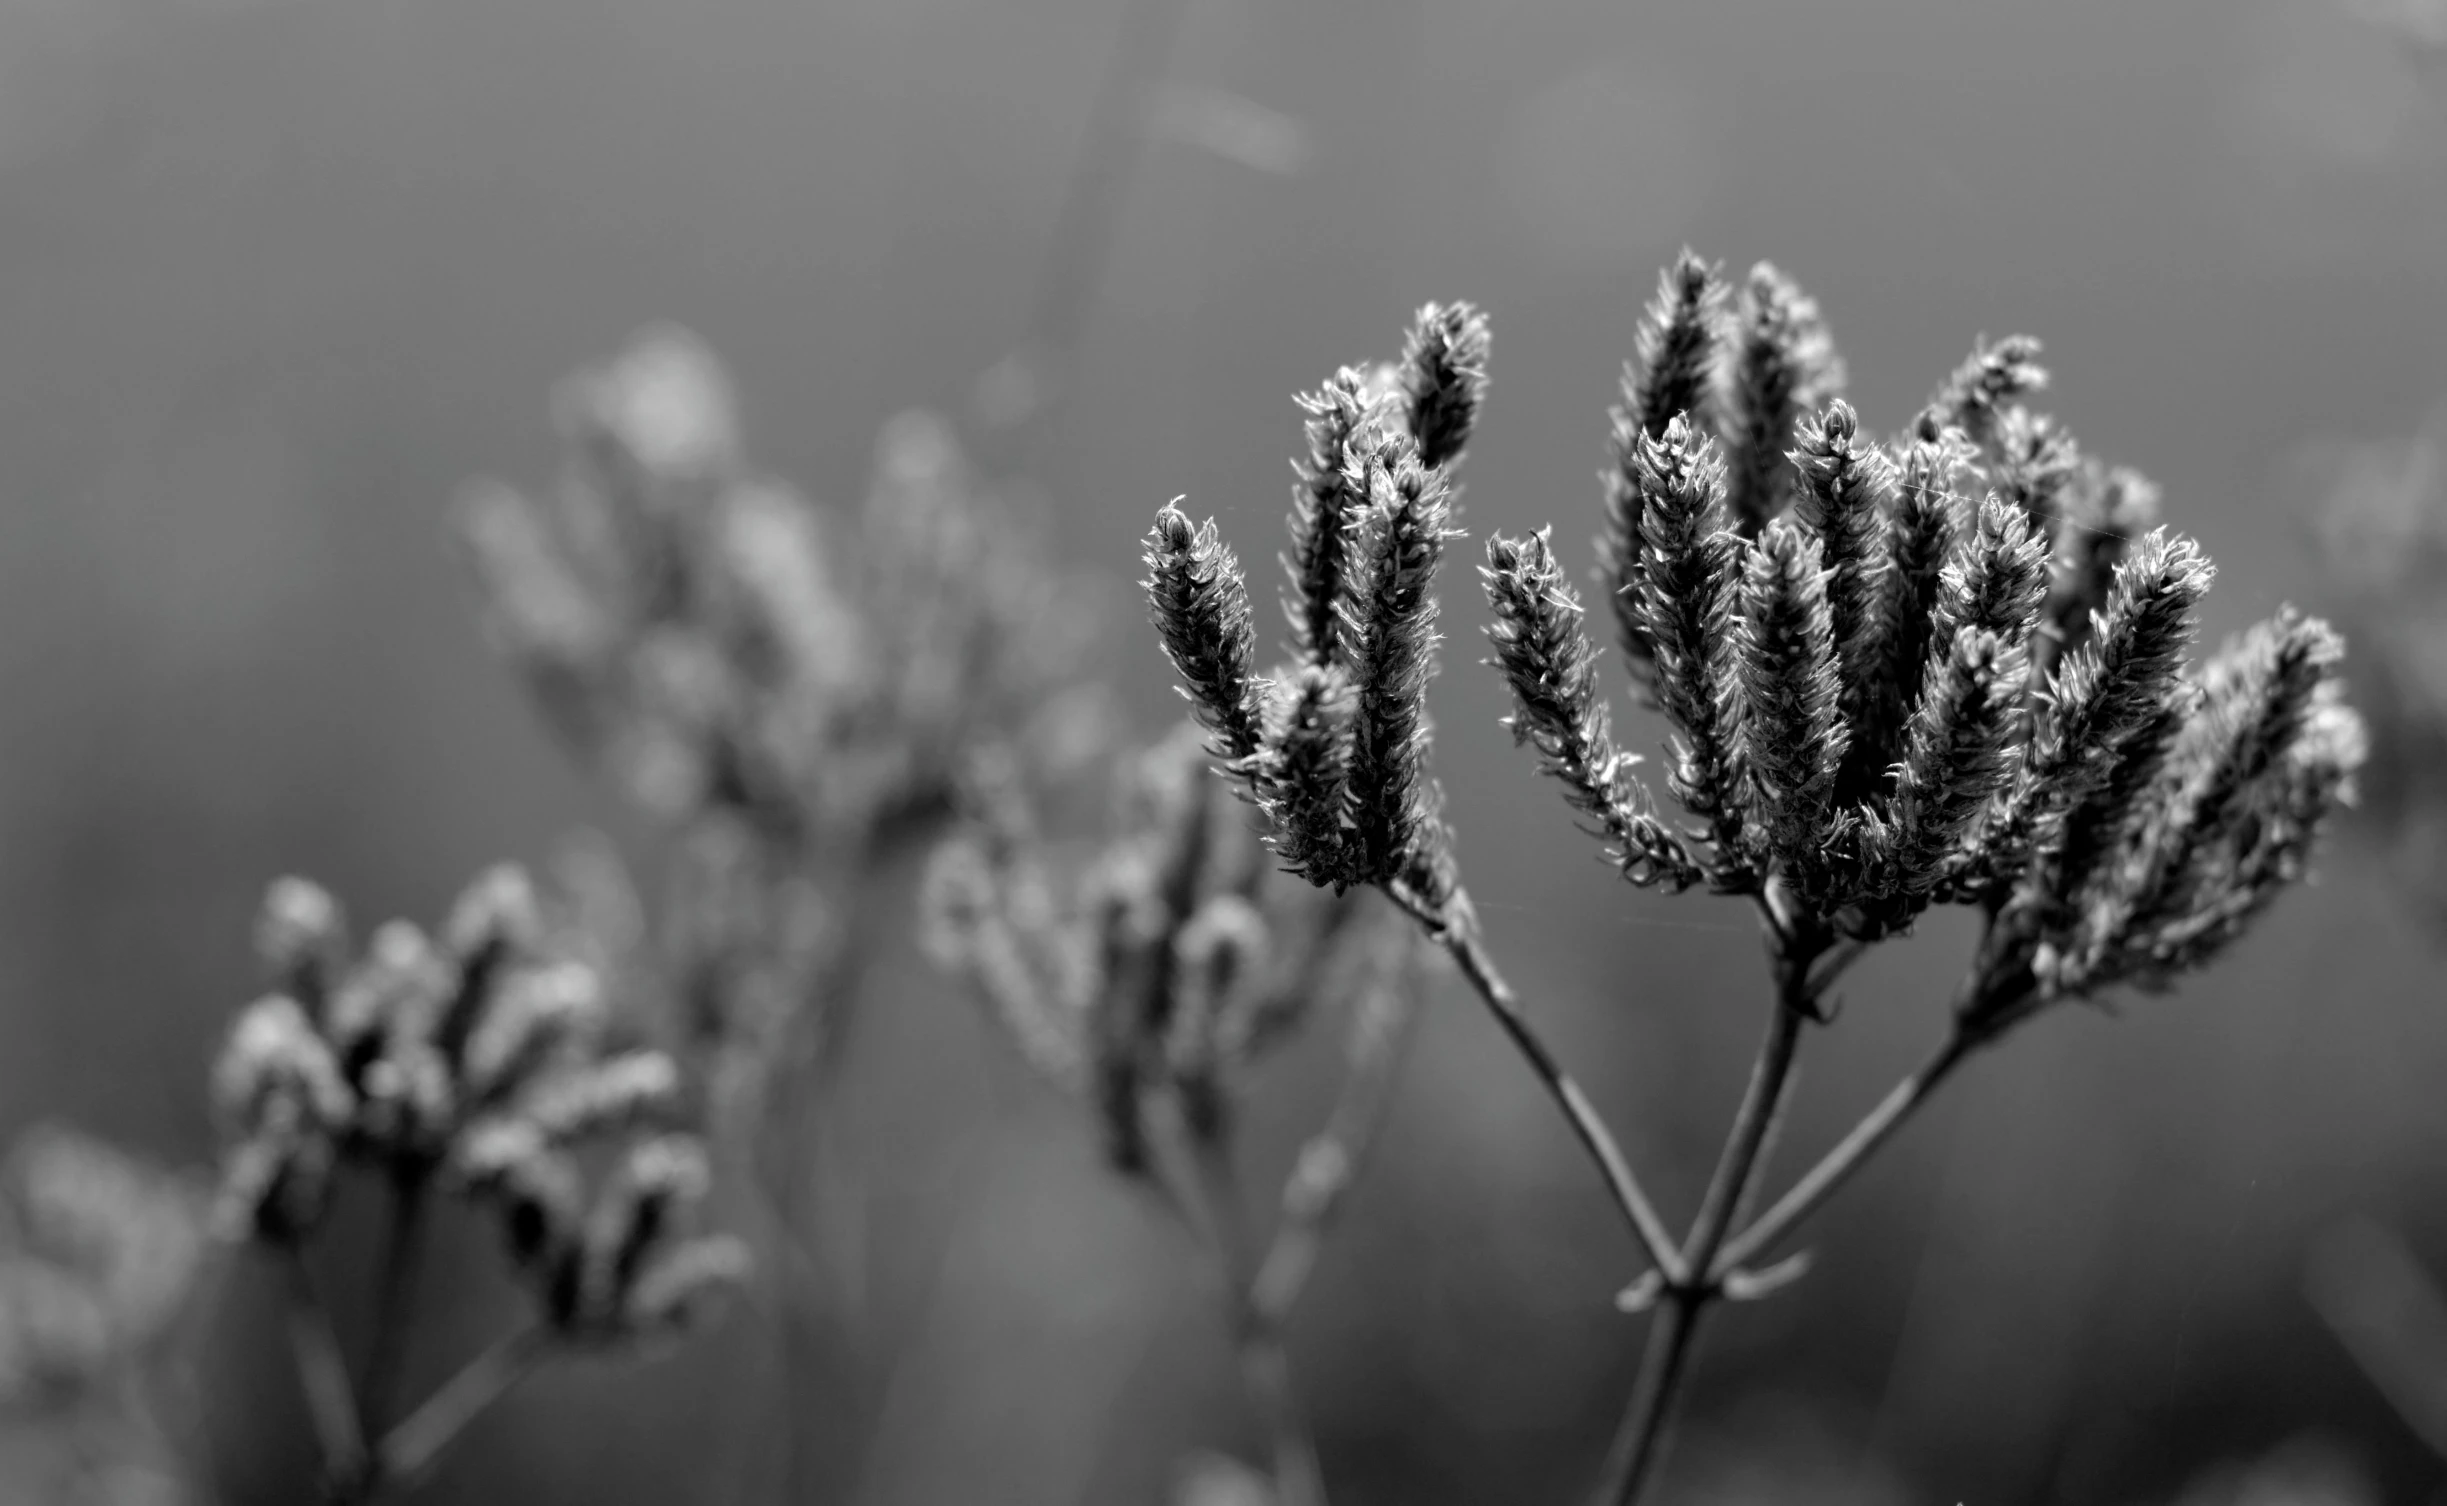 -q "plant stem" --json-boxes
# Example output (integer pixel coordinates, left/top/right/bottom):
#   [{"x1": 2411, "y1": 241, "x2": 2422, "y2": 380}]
[
  {"x1": 359, "y1": 1168, "x2": 431, "y2": 1436},
  {"x1": 1180, "y1": 1123, "x2": 1327, "y2": 1506},
  {"x1": 1386, "y1": 880, "x2": 1683, "y2": 1284},
  {"x1": 1594, "y1": 931, "x2": 1815, "y2": 1506},
  {"x1": 1250, "y1": 951, "x2": 1421, "y2": 1325},
  {"x1": 277, "y1": 1245, "x2": 369, "y2": 1497},
  {"x1": 373, "y1": 1327, "x2": 551, "y2": 1496},
  {"x1": 1711, "y1": 1024, "x2": 1979, "y2": 1280}
]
